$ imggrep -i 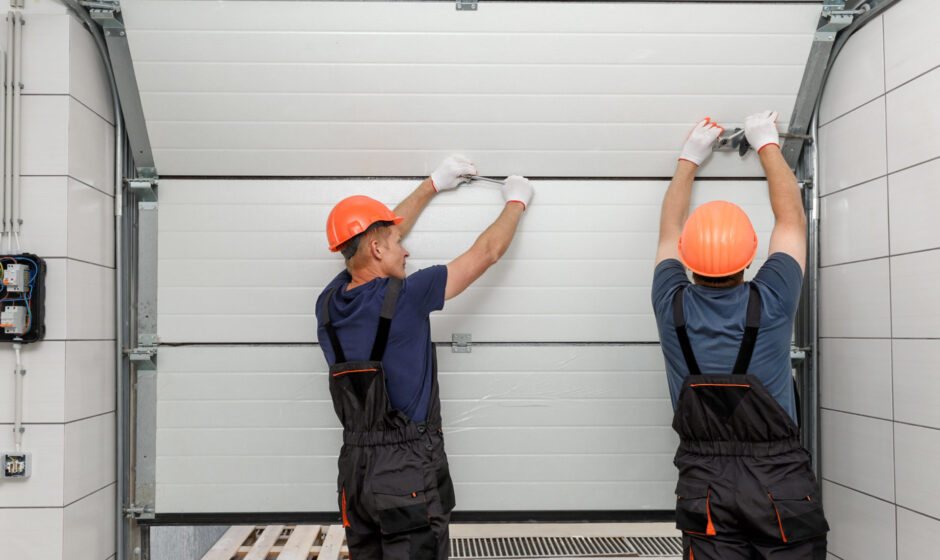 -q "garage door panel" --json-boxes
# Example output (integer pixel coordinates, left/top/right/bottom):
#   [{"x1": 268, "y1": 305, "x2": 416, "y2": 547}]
[
  {"x1": 126, "y1": 1, "x2": 817, "y2": 34},
  {"x1": 155, "y1": 344, "x2": 679, "y2": 512},
  {"x1": 142, "y1": 92, "x2": 798, "y2": 125}
]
